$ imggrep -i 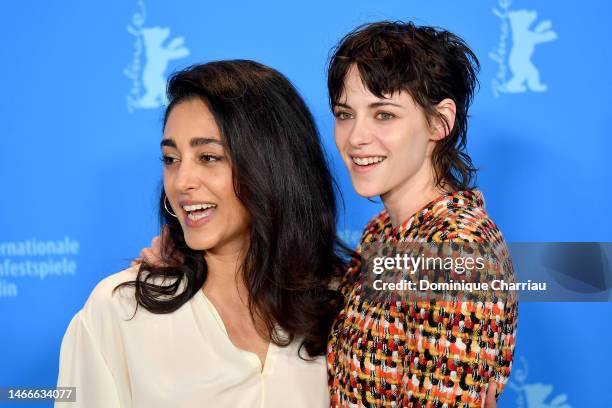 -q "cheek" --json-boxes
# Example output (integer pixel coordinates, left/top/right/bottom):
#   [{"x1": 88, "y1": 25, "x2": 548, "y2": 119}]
[
  {"x1": 334, "y1": 124, "x2": 349, "y2": 151},
  {"x1": 234, "y1": 203, "x2": 251, "y2": 232},
  {"x1": 222, "y1": 185, "x2": 251, "y2": 234},
  {"x1": 211, "y1": 167, "x2": 237, "y2": 203},
  {"x1": 208, "y1": 167, "x2": 249, "y2": 224},
  {"x1": 162, "y1": 172, "x2": 174, "y2": 197},
  {"x1": 383, "y1": 133, "x2": 430, "y2": 170}
]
